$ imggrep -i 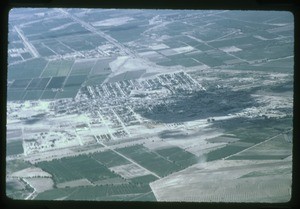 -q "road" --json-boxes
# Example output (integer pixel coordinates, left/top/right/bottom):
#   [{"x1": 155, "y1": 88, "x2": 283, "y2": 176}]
[
  {"x1": 23, "y1": 178, "x2": 37, "y2": 200},
  {"x1": 224, "y1": 129, "x2": 293, "y2": 160},
  {"x1": 57, "y1": 8, "x2": 163, "y2": 74},
  {"x1": 110, "y1": 108, "x2": 131, "y2": 136},
  {"x1": 14, "y1": 26, "x2": 40, "y2": 58},
  {"x1": 186, "y1": 34, "x2": 249, "y2": 64},
  {"x1": 94, "y1": 136, "x2": 161, "y2": 179},
  {"x1": 58, "y1": 9, "x2": 140, "y2": 58}
]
